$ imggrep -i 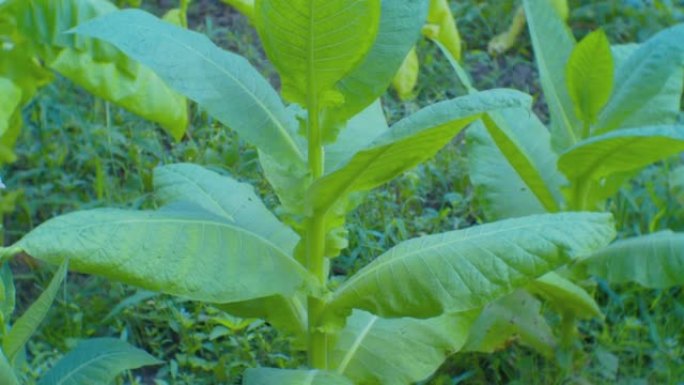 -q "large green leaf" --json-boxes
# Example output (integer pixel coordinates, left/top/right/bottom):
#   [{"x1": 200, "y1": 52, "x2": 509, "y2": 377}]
[
  {"x1": 325, "y1": 0, "x2": 428, "y2": 125},
  {"x1": 579, "y1": 231, "x2": 684, "y2": 288},
  {"x1": 153, "y1": 163, "x2": 306, "y2": 336},
  {"x1": 462, "y1": 290, "x2": 556, "y2": 357},
  {"x1": 466, "y1": 108, "x2": 563, "y2": 220},
  {"x1": 527, "y1": 272, "x2": 601, "y2": 319},
  {"x1": 37, "y1": 338, "x2": 160, "y2": 385},
  {"x1": 595, "y1": 24, "x2": 684, "y2": 133},
  {"x1": 12, "y1": 204, "x2": 315, "y2": 304},
  {"x1": 566, "y1": 29, "x2": 614, "y2": 127},
  {"x1": 154, "y1": 163, "x2": 298, "y2": 254},
  {"x1": 309, "y1": 90, "x2": 532, "y2": 216},
  {"x1": 0, "y1": 78, "x2": 20, "y2": 137},
  {"x1": 558, "y1": 125, "x2": 684, "y2": 182},
  {"x1": 3, "y1": 262, "x2": 67, "y2": 362},
  {"x1": 607, "y1": 44, "x2": 683, "y2": 131},
  {"x1": 523, "y1": 0, "x2": 580, "y2": 151},
  {"x1": 8, "y1": 0, "x2": 188, "y2": 139},
  {"x1": 243, "y1": 368, "x2": 353, "y2": 385},
  {"x1": 329, "y1": 309, "x2": 477, "y2": 385},
  {"x1": 326, "y1": 213, "x2": 615, "y2": 320},
  {"x1": 73, "y1": 9, "x2": 306, "y2": 167},
  {"x1": 255, "y1": 0, "x2": 381, "y2": 110}
]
